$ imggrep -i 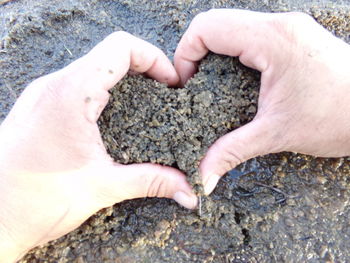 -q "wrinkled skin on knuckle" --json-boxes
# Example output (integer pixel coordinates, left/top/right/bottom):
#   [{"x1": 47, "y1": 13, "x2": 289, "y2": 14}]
[
  {"x1": 213, "y1": 139, "x2": 244, "y2": 172},
  {"x1": 133, "y1": 164, "x2": 167, "y2": 198},
  {"x1": 223, "y1": 148, "x2": 244, "y2": 172},
  {"x1": 103, "y1": 31, "x2": 133, "y2": 55},
  {"x1": 146, "y1": 176, "x2": 167, "y2": 198},
  {"x1": 274, "y1": 12, "x2": 322, "y2": 44},
  {"x1": 188, "y1": 10, "x2": 216, "y2": 37},
  {"x1": 266, "y1": 14, "x2": 299, "y2": 44},
  {"x1": 254, "y1": 112, "x2": 292, "y2": 153}
]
